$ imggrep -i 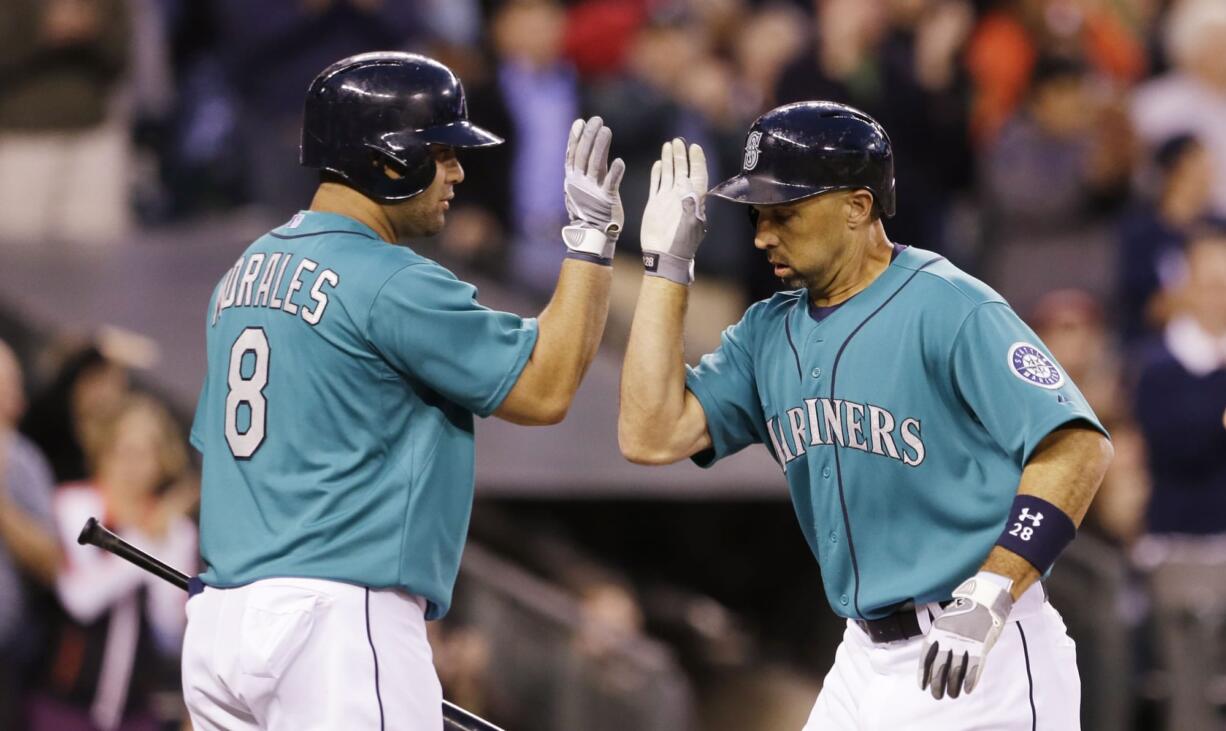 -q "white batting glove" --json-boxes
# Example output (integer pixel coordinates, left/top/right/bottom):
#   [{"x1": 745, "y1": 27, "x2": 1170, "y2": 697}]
[
  {"x1": 640, "y1": 138, "x2": 708, "y2": 285},
  {"x1": 562, "y1": 117, "x2": 625, "y2": 260},
  {"x1": 918, "y1": 573, "x2": 1014, "y2": 700}
]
